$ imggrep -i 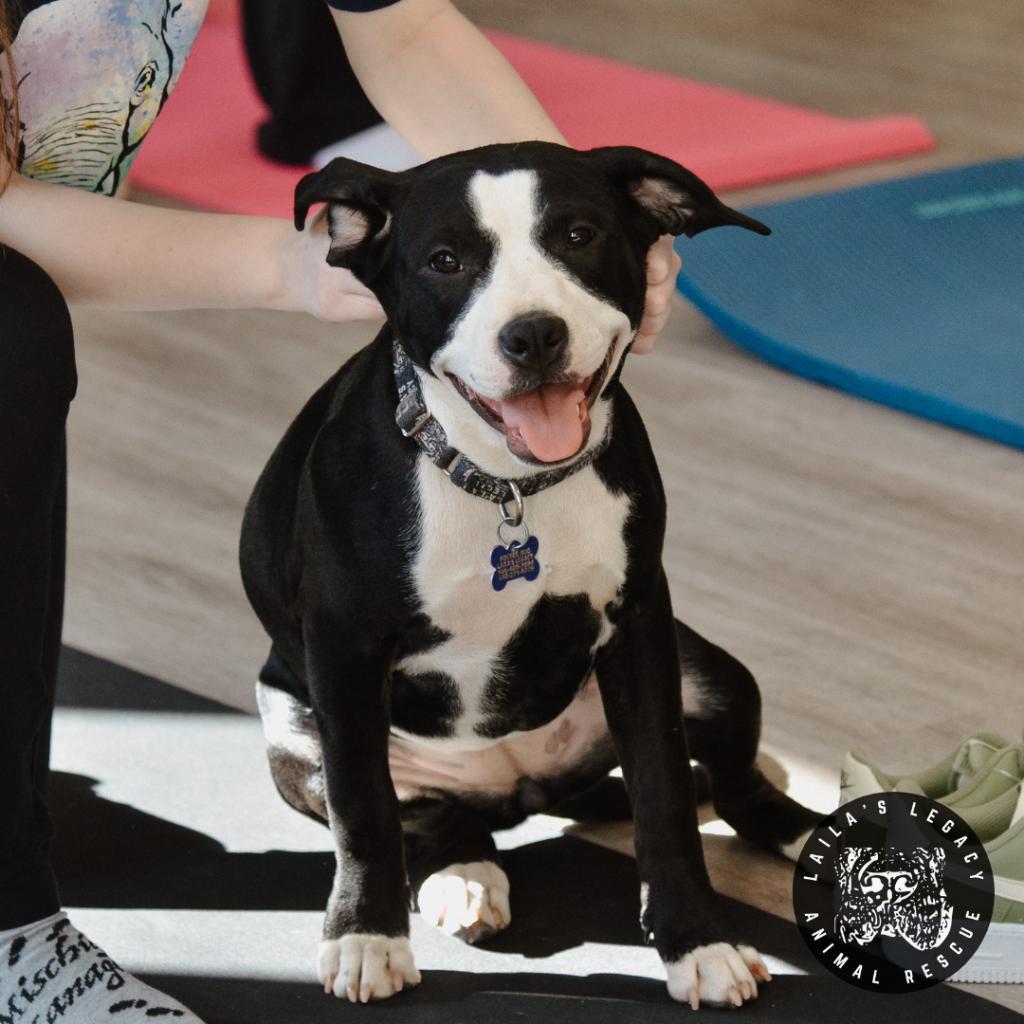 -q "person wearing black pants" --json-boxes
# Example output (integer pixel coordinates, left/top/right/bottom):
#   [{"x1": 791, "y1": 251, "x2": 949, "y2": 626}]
[
  {"x1": 0, "y1": 248, "x2": 206, "y2": 1019},
  {"x1": 0, "y1": 248, "x2": 74, "y2": 932}
]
